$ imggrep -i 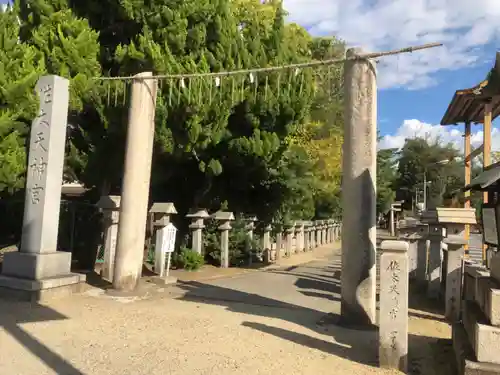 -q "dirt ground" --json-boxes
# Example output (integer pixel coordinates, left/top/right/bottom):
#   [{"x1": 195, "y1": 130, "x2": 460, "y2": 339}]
[{"x1": 0, "y1": 244, "x2": 455, "y2": 375}]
